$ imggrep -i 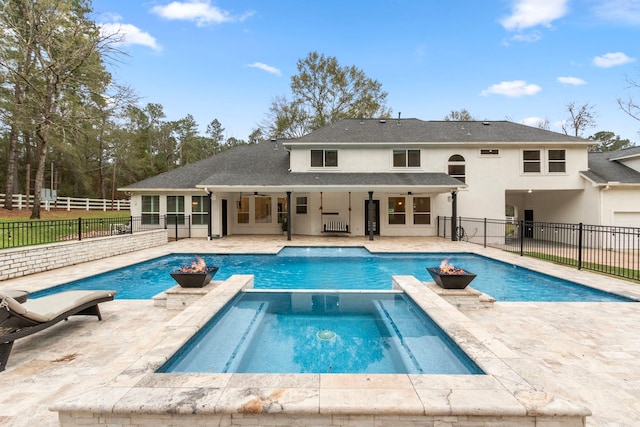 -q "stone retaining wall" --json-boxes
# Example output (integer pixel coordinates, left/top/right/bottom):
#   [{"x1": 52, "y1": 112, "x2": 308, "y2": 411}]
[{"x1": 0, "y1": 230, "x2": 167, "y2": 281}]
